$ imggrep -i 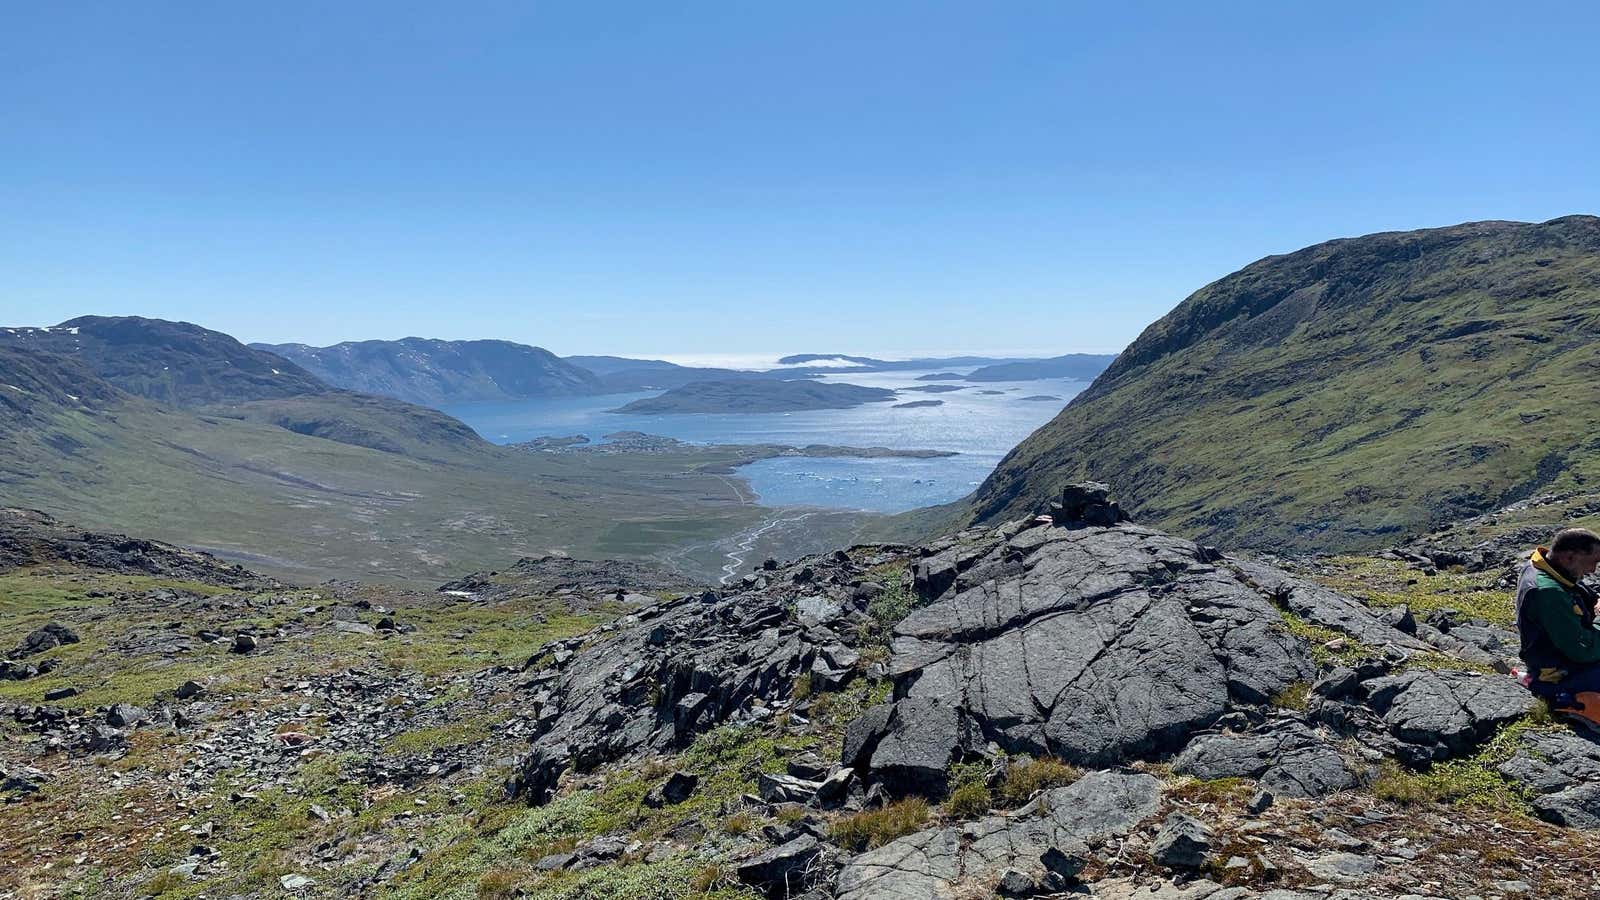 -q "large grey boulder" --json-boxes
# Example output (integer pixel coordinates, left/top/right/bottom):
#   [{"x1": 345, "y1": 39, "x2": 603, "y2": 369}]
[
  {"x1": 835, "y1": 696, "x2": 978, "y2": 795},
  {"x1": 835, "y1": 771, "x2": 1161, "y2": 900},
  {"x1": 736, "y1": 834, "x2": 822, "y2": 898},
  {"x1": 860, "y1": 519, "x2": 1396, "y2": 771},
  {"x1": 1360, "y1": 670, "x2": 1534, "y2": 757},
  {"x1": 1173, "y1": 721, "x2": 1356, "y2": 797}
]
